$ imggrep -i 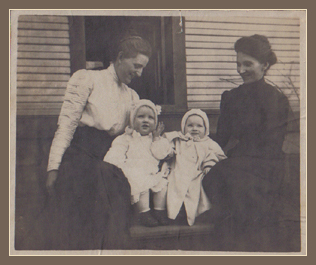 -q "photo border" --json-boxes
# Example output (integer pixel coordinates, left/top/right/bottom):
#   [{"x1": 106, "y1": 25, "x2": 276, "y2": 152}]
[{"x1": 6, "y1": 2, "x2": 311, "y2": 261}]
